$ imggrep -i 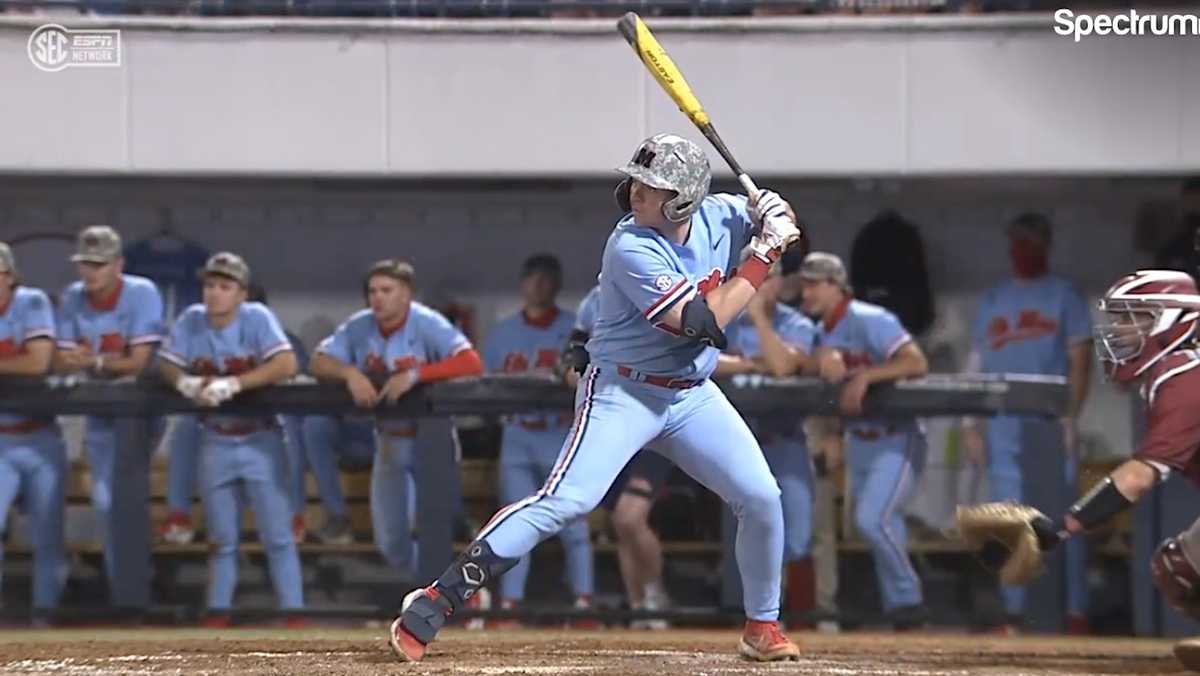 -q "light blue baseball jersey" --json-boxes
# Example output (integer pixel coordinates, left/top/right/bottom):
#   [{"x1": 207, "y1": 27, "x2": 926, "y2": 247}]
[
  {"x1": 0, "y1": 287, "x2": 56, "y2": 427},
  {"x1": 574, "y1": 285, "x2": 601, "y2": 334},
  {"x1": 972, "y1": 276, "x2": 1091, "y2": 376},
  {"x1": 316, "y1": 302, "x2": 471, "y2": 433},
  {"x1": 160, "y1": 302, "x2": 293, "y2": 429},
  {"x1": 56, "y1": 274, "x2": 164, "y2": 355},
  {"x1": 816, "y1": 299, "x2": 914, "y2": 437},
  {"x1": 586, "y1": 194, "x2": 757, "y2": 379},
  {"x1": 484, "y1": 307, "x2": 576, "y2": 430},
  {"x1": 725, "y1": 303, "x2": 816, "y2": 438}
]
